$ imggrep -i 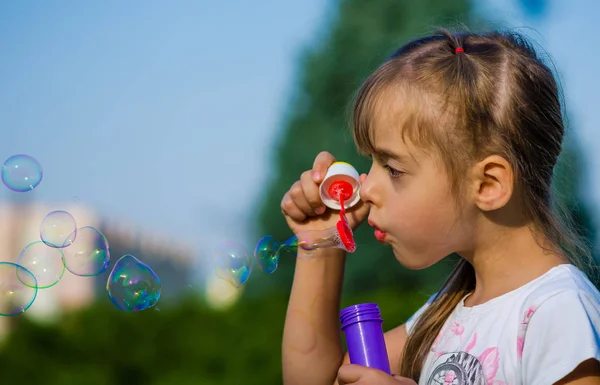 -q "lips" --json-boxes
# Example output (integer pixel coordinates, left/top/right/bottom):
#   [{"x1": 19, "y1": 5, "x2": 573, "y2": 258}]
[
  {"x1": 374, "y1": 229, "x2": 387, "y2": 242},
  {"x1": 368, "y1": 220, "x2": 387, "y2": 243}
]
